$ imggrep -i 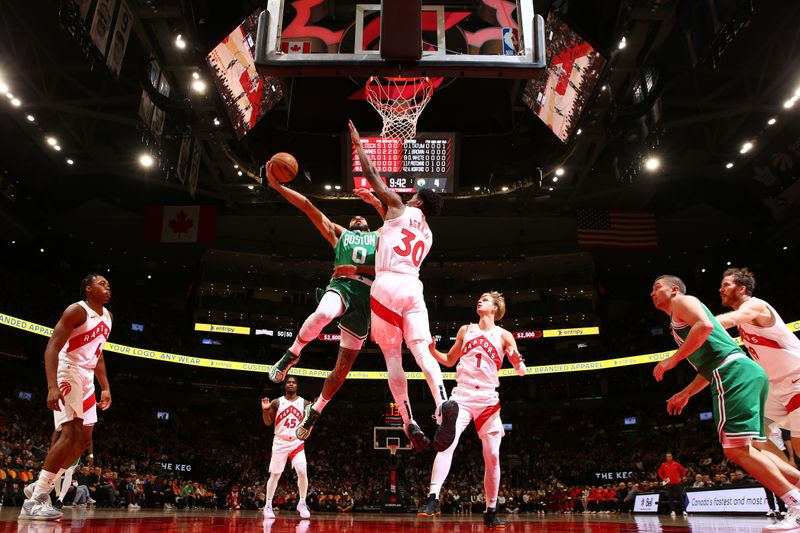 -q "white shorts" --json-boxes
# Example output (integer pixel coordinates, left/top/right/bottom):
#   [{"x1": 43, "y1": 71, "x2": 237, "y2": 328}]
[
  {"x1": 53, "y1": 364, "x2": 97, "y2": 431},
  {"x1": 269, "y1": 437, "x2": 306, "y2": 474},
  {"x1": 765, "y1": 374, "x2": 800, "y2": 437},
  {"x1": 451, "y1": 386, "x2": 504, "y2": 439},
  {"x1": 370, "y1": 272, "x2": 432, "y2": 347}
]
